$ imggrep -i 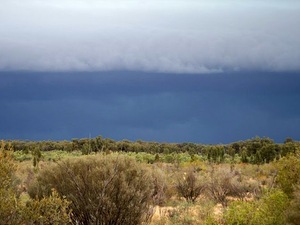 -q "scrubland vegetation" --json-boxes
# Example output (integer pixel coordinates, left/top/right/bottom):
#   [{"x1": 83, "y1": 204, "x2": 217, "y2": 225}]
[{"x1": 1, "y1": 136, "x2": 300, "y2": 224}]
